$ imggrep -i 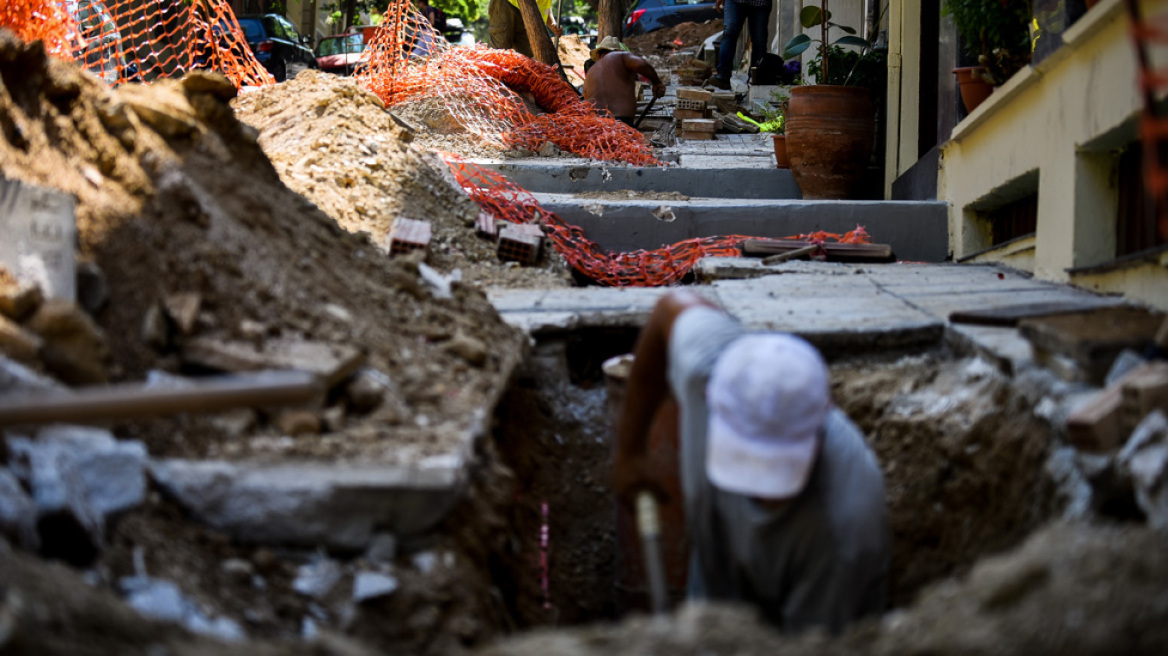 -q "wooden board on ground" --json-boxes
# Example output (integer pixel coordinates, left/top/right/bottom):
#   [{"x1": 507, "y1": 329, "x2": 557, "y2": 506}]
[
  {"x1": 740, "y1": 238, "x2": 894, "y2": 262},
  {"x1": 1020, "y1": 306, "x2": 1166, "y2": 384},
  {"x1": 950, "y1": 301, "x2": 1124, "y2": 327}
]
